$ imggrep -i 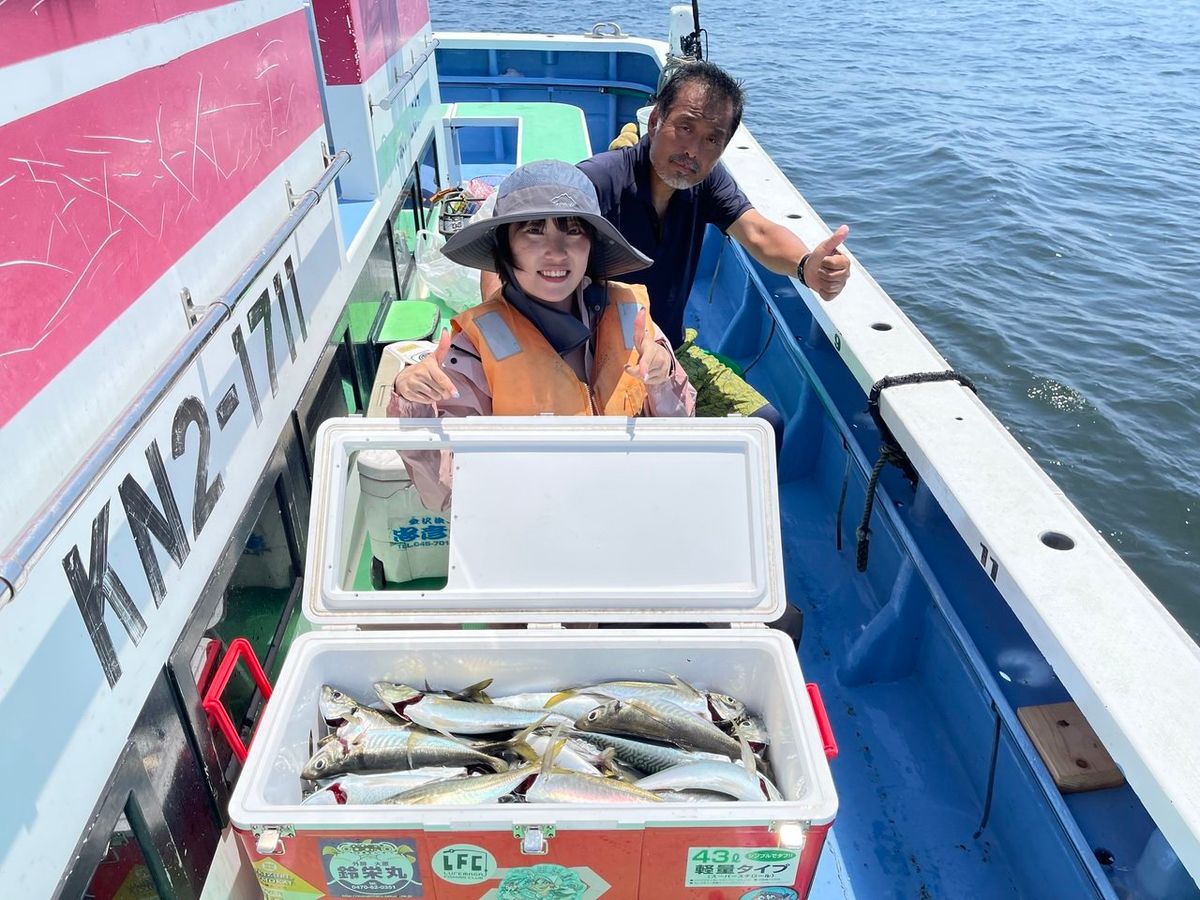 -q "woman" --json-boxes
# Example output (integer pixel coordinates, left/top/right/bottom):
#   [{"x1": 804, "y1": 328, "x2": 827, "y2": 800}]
[{"x1": 387, "y1": 160, "x2": 695, "y2": 510}]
